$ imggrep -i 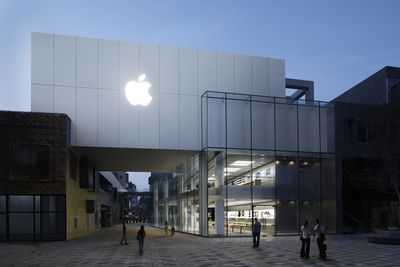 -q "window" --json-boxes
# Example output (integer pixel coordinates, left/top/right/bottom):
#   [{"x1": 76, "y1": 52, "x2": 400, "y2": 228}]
[
  {"x1": 347, "y1": 120, "x2": 356, "y2": 143},
  {"x1": 70, "y1": 152, "x2": 77, "y2": 180},
  {"x1": 388, "y1": 79, "x2": 400, "y2": 104},
  {"x1": 356, "y1": 121, "x2": 368, "y2": 143},
  {"x1": 10, "y1": 144, "x2": 52, "y2": 181},
  {"x1": 367, "y1": 122, "x2": 379, "y2": 144}
]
